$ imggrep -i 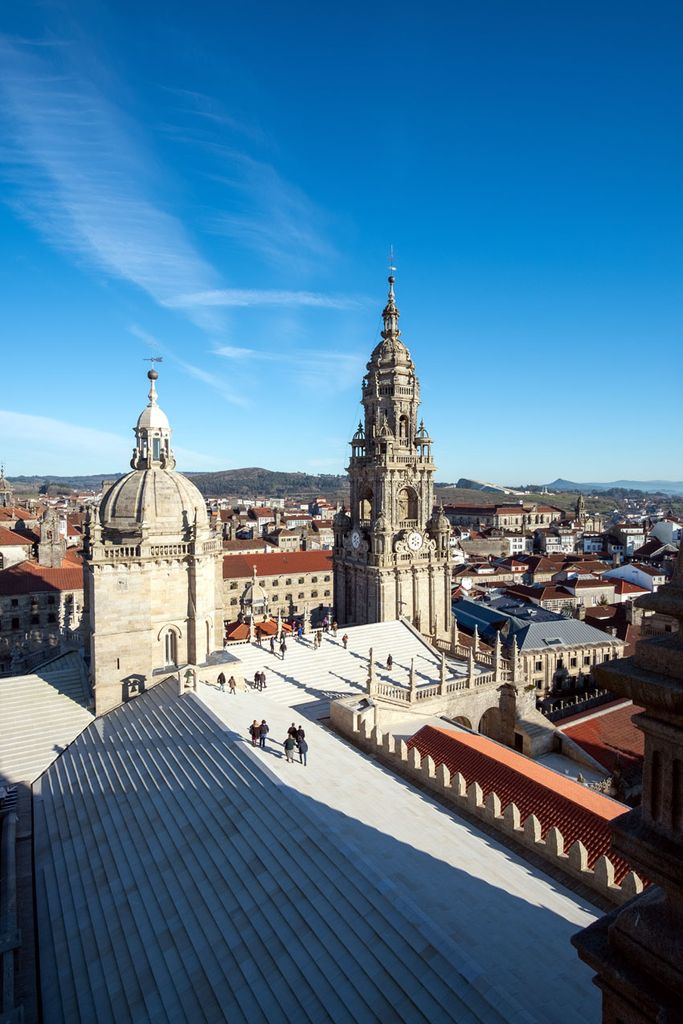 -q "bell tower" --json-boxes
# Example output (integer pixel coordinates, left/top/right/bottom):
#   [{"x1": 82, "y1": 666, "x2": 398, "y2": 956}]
[{"x1": 333, "y1": 275, "x2": 451, "y2": 635}]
